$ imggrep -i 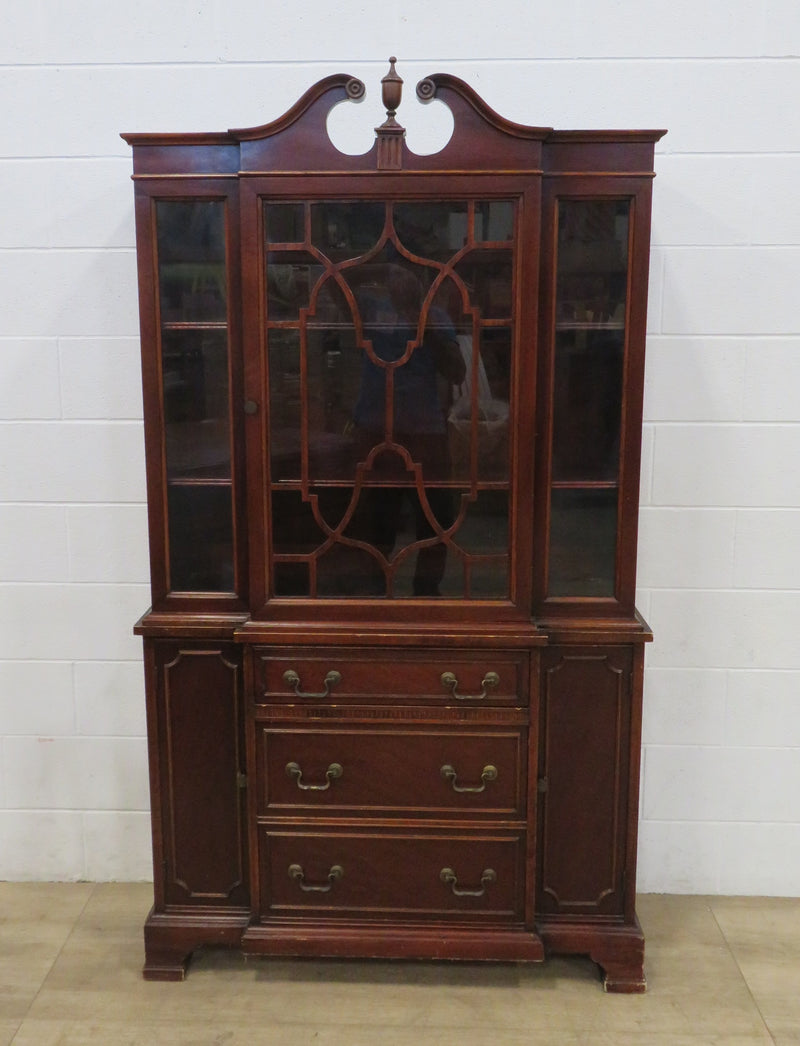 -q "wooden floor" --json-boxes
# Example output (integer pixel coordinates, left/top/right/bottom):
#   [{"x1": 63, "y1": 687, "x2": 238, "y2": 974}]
[{"x1": 1, "y1": 884, "x2": 798, "y2": 1044}]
